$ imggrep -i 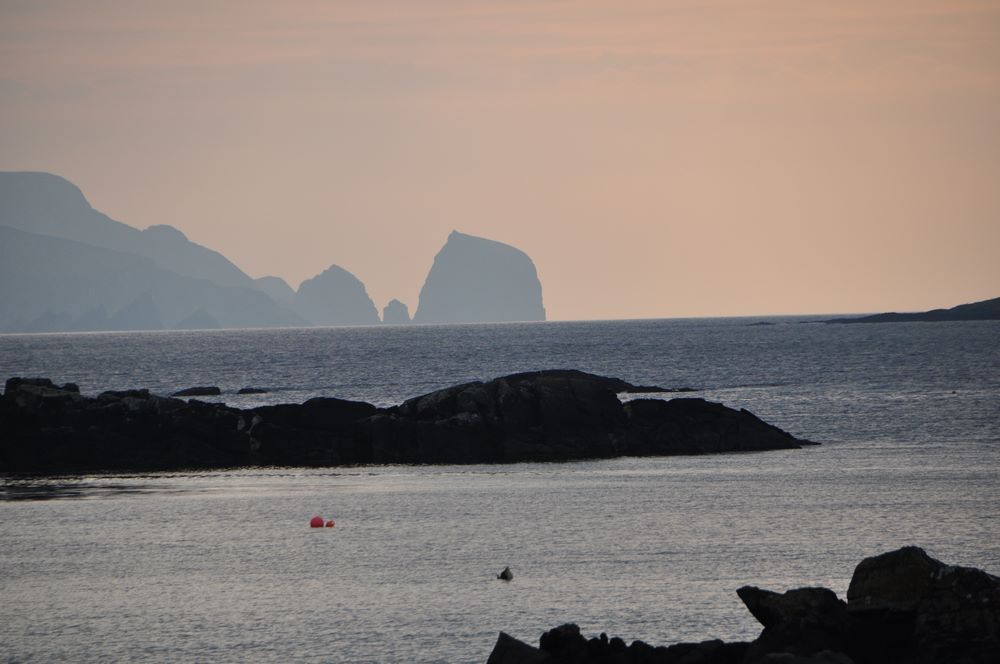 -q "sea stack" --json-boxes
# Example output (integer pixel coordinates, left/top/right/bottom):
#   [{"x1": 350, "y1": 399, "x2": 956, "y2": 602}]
[
  {"x1": 413, "y1": 231, "x2": 545, "y2": 324},
  {"x1": 382, "y1": 299, "x2": 411, "y2": 324}
]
